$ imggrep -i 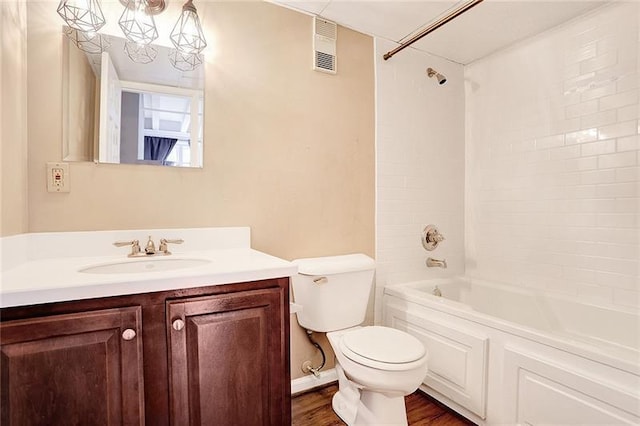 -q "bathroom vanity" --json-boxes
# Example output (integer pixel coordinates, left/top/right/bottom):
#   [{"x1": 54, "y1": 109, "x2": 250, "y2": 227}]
[{"x1": 0, "y1": 227, "x2": 296, "y2": 425}]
